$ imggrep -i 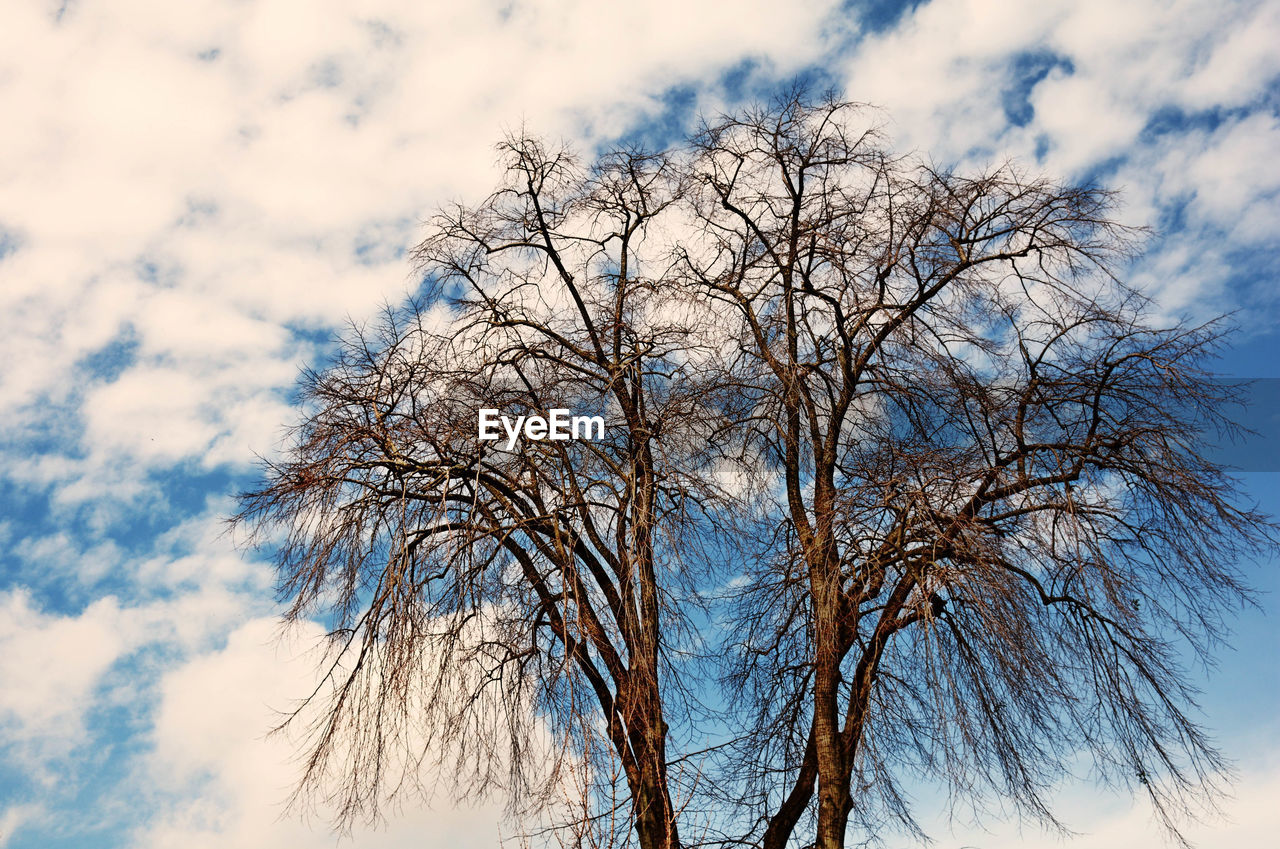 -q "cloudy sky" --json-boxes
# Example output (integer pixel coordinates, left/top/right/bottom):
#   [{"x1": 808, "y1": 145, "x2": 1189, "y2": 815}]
[{"x1": 1, "y1": 1, "x2": 1277, "y2": 847}]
